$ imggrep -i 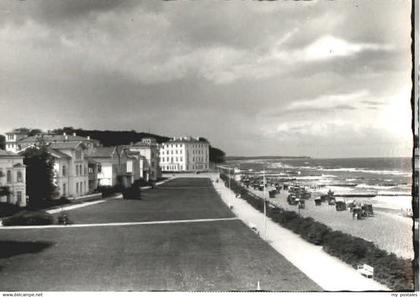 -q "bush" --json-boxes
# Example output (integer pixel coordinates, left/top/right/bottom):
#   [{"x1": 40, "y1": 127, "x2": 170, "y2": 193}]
[
  {"x1": 0, "y1": 202, "x2": 21, "y2": 218},
  {"x1": 96, "y1": 185, "x2": 123, "y2": 197},
  {"x1": 135, "y1": 178, "x2": 154, "y2": 188},
  {"x1": 2, "y1": 210, "x2": 54, "y2": 226},
  {"x1": 122, "y1": 184, "x2": 141, "y2": 200}
]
